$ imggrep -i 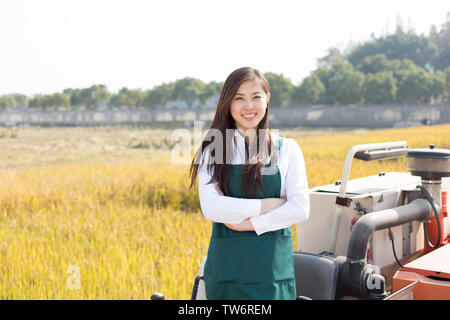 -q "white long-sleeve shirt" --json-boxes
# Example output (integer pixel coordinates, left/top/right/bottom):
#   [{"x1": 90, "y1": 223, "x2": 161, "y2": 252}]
[{"x1": 198, "y1": 129, "x2": 310, "y2": 235}]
